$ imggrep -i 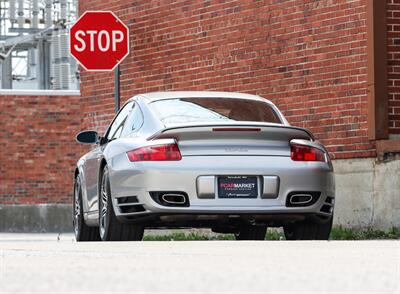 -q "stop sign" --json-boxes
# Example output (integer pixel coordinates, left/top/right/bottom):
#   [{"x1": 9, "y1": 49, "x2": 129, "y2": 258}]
[{"x1": 70, "y1": 11, "x2": 129, "y2": 71}]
